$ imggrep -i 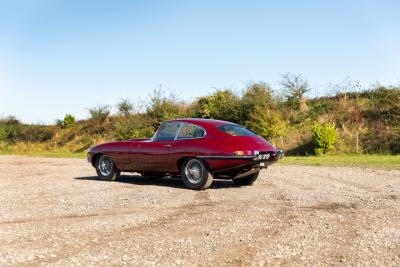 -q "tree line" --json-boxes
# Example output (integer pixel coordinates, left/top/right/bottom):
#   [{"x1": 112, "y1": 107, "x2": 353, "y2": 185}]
[{"x1": 1, "y1": 74, "x2": 399, "y2": 155}]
